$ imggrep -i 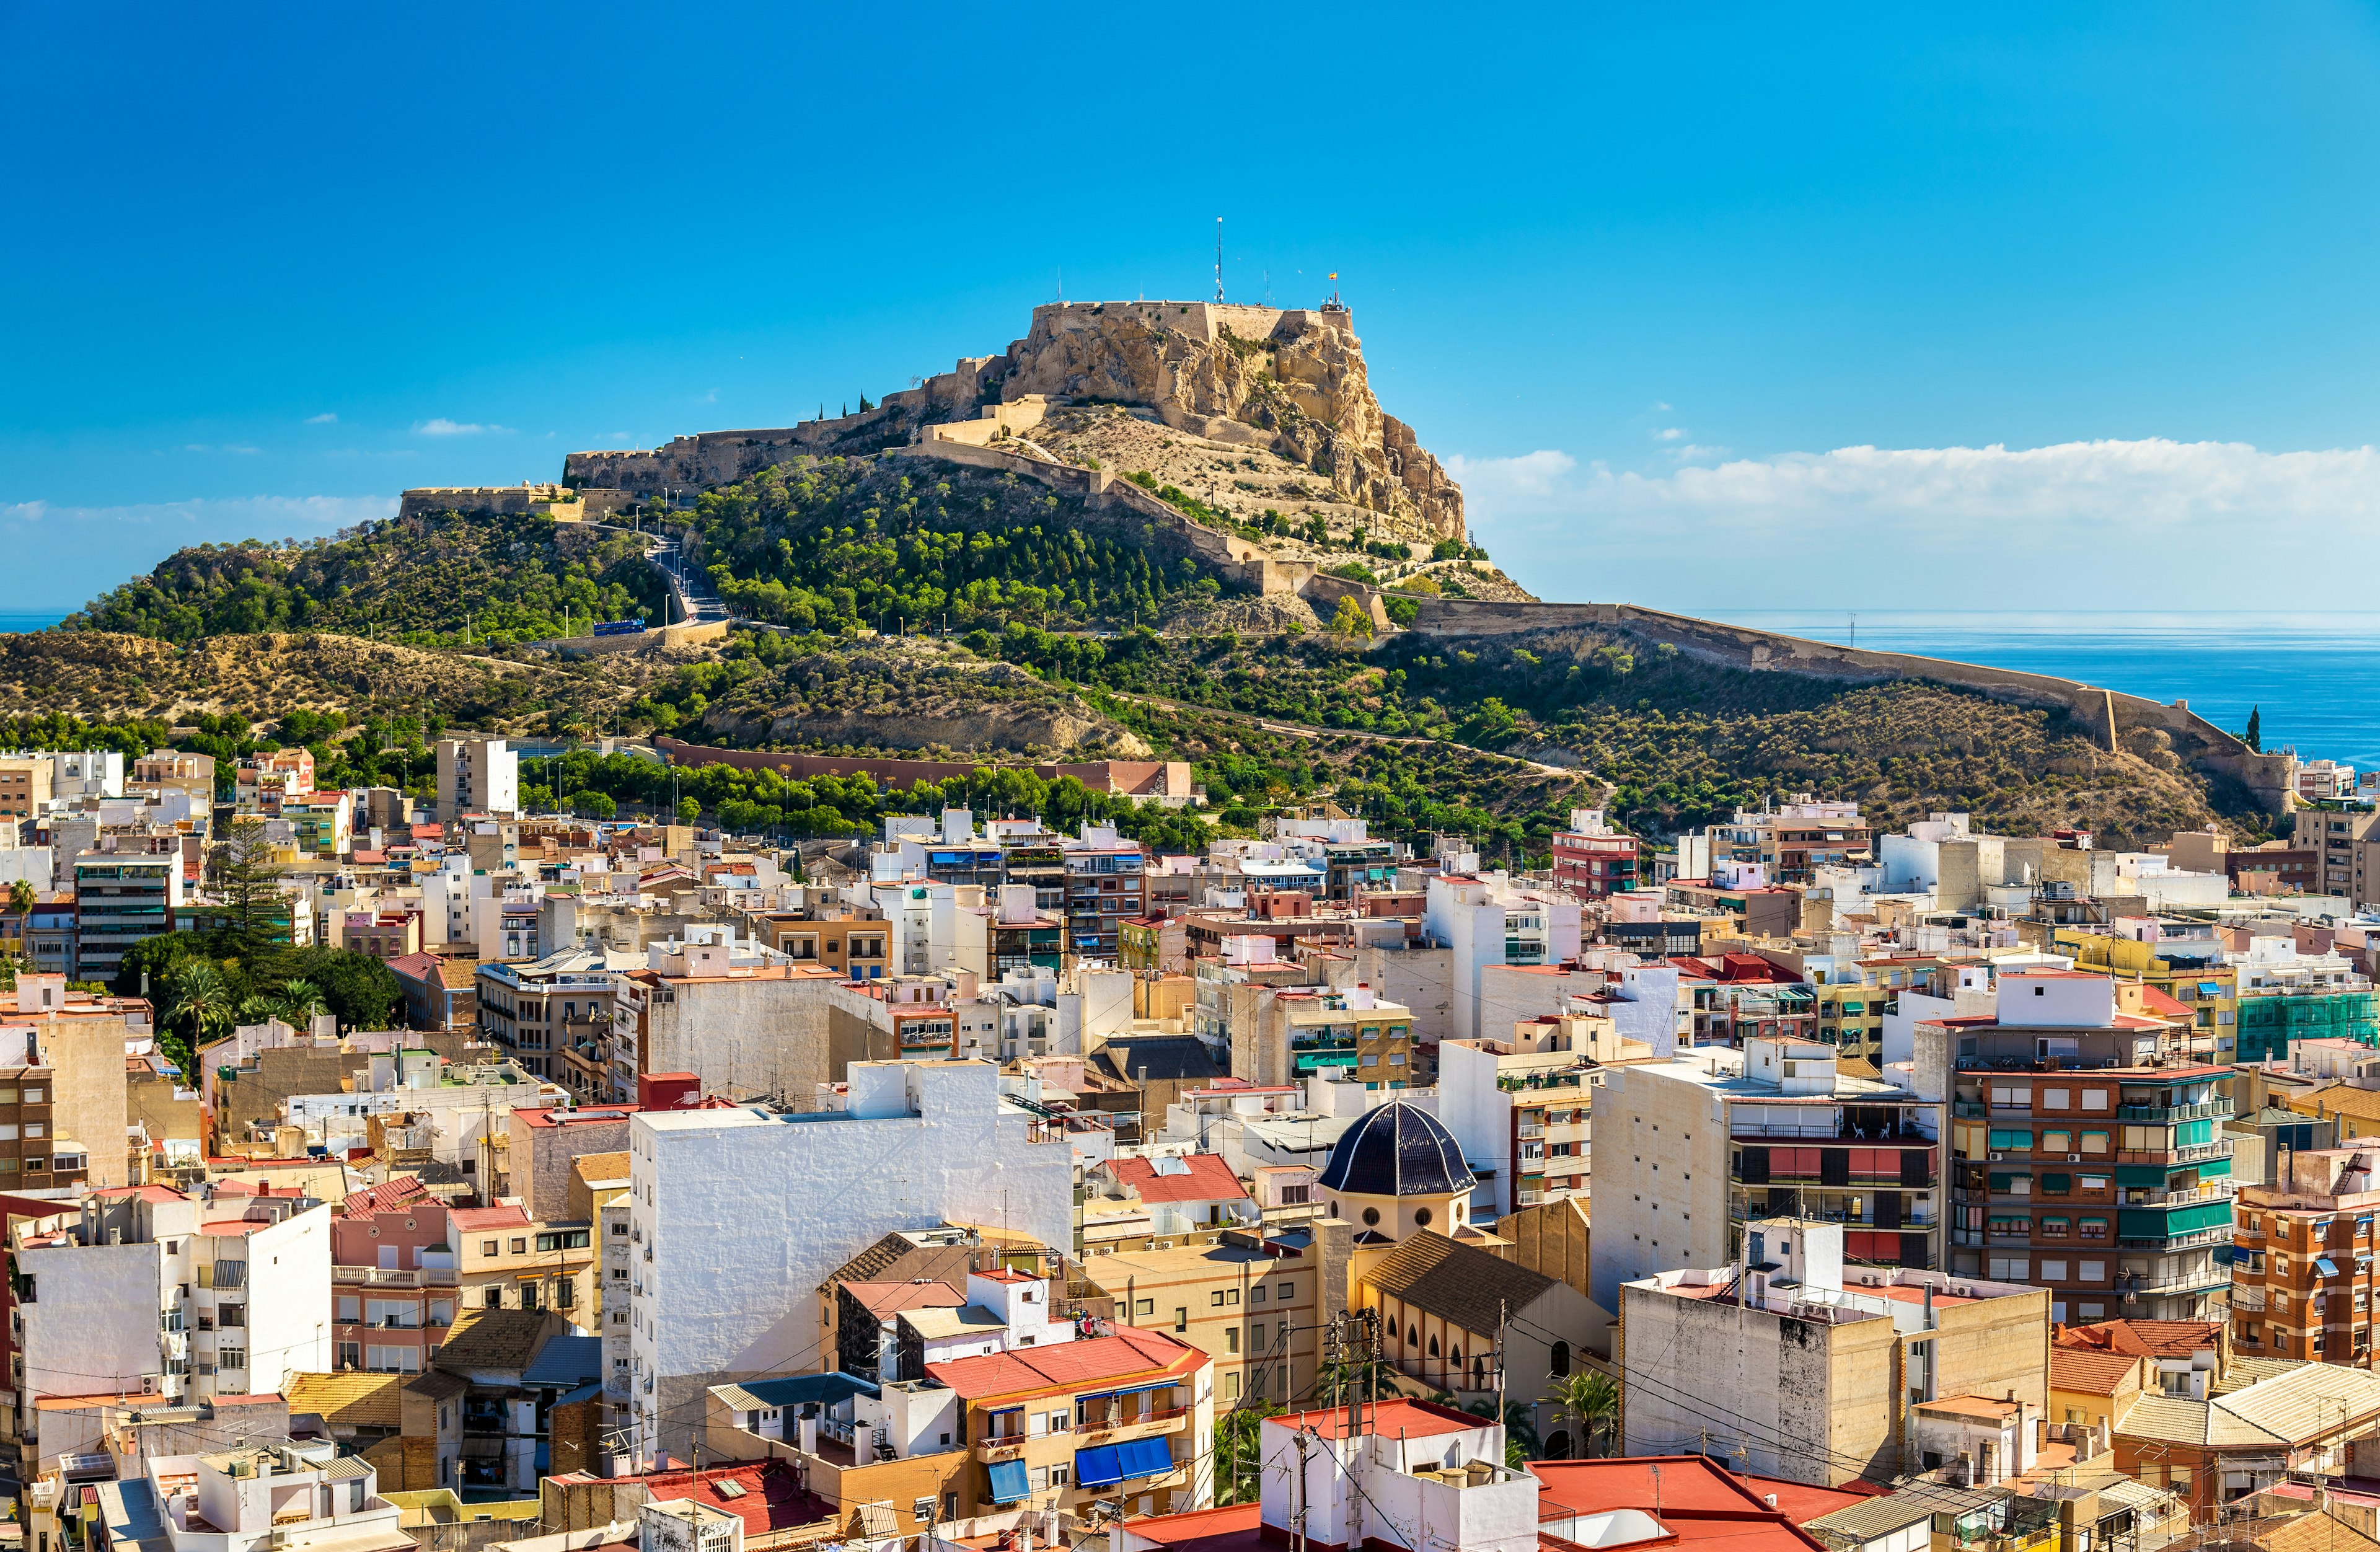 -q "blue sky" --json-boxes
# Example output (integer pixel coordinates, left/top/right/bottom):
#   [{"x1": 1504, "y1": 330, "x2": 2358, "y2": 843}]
[{"x1": 7, "y1": 3, "x2": 2380, "y2": 612}]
